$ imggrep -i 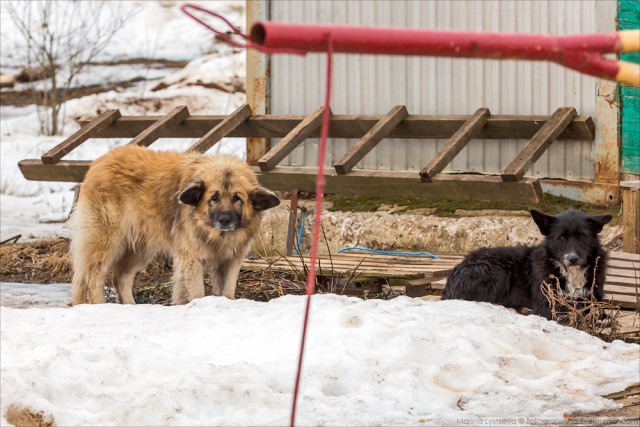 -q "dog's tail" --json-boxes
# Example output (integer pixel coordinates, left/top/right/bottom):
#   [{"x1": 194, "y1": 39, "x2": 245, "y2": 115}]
[
  {"x1": 68, "y1": 200, "x2": 92, "y2": 305},
  {"x1": 71, "y1": 271, "x2": 88, "y2": 305}
]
